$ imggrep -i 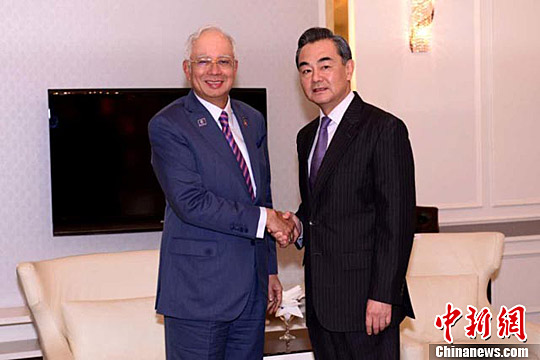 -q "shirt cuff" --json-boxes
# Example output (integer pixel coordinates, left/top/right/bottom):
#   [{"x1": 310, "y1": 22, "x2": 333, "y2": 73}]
[
  {"x1": 296, "y1": 220, "x2": 304, "y2": 247},
  {"x1": 256, "y1": 207, "x2": 267, "y2": 239}
]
